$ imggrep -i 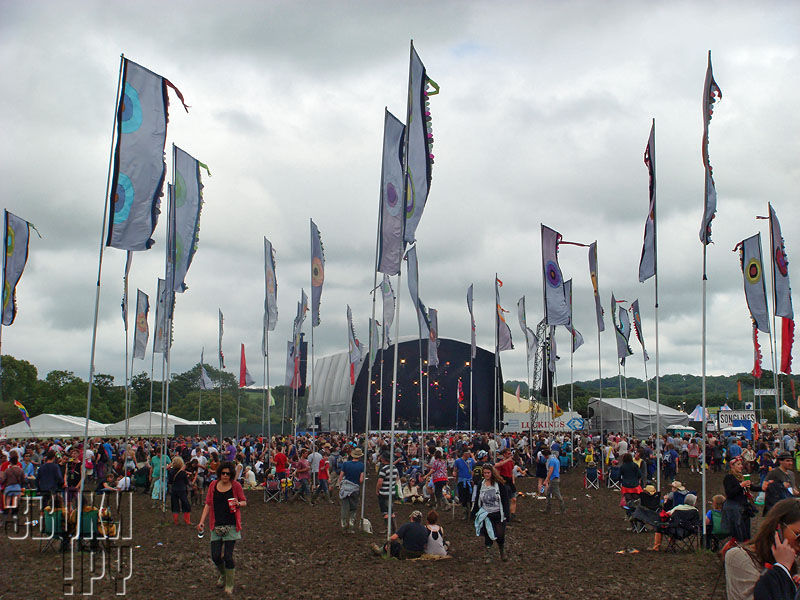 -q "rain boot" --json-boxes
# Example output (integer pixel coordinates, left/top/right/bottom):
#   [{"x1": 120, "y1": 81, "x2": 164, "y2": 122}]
[
  {"x1": 215, "y1": 564, "x2": 225, "y2": 588},
  {"x1": 172, "y1": 513, "x2": 179, "y2": 525},
  {"x1": 499, "y1": 545, "x2": 508, "y2": 562},
  {"x1": 651, "y1": 532, "x2": 662, "y2": 551},
  {"x1": 224, "y1": 567, "x2": 235, "y2": 595},
  {"x1": 183, "y1": 512, "x2": 192, "y2": 525},
  {"x1": 484, "y1": 546, "x2": 492, "y2": 564},
  {"x1": 326, "y1": 491, "x2": 334, "y2": 504}
]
